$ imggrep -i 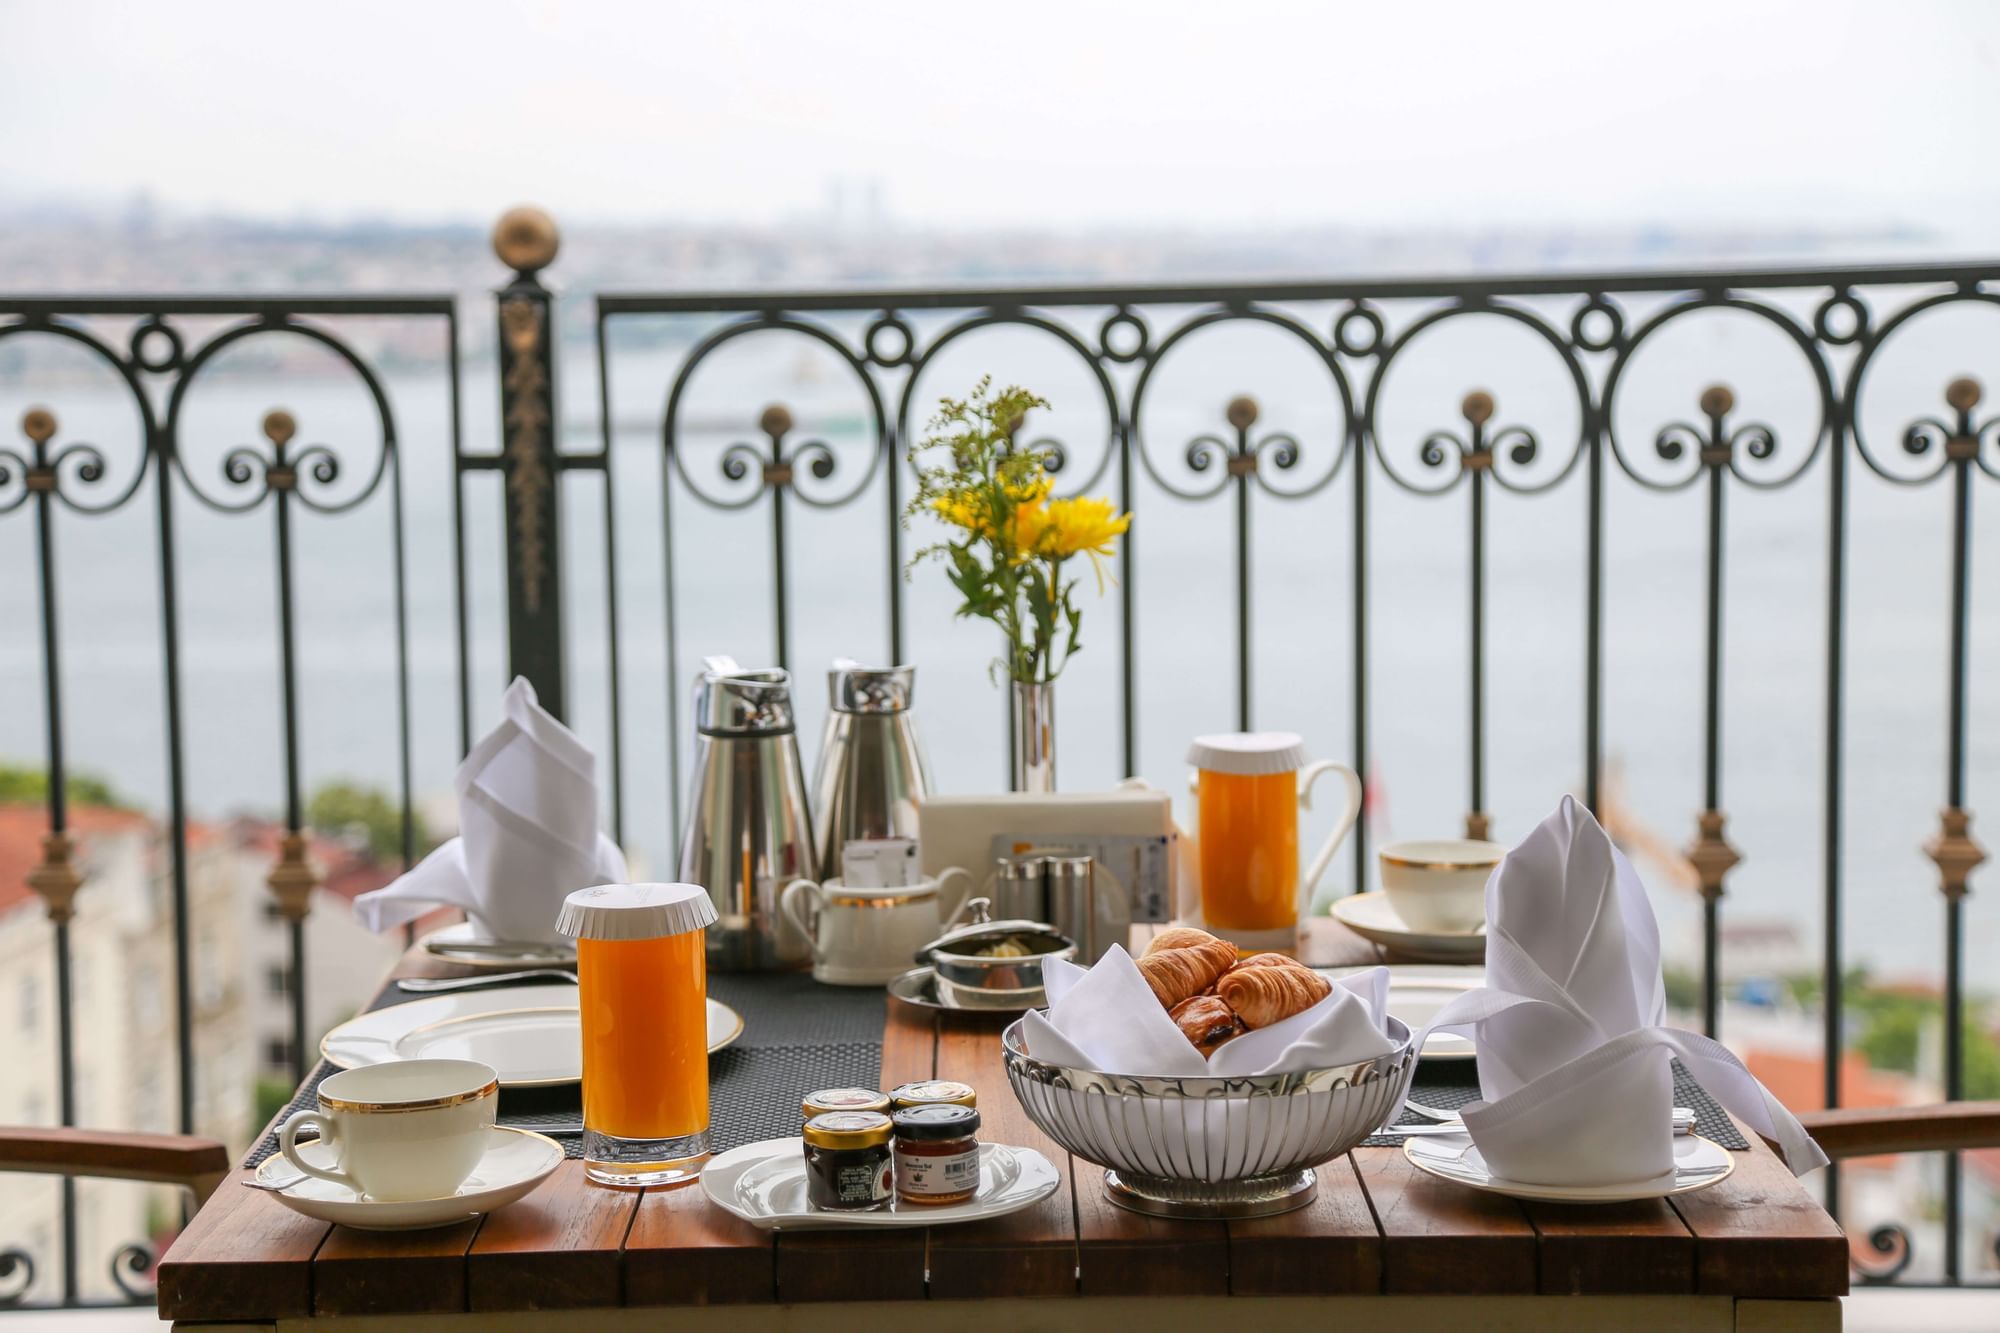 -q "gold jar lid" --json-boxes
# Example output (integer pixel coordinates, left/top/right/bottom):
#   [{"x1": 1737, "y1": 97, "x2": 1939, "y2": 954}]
[
  {"x1": 888, "y1": 1079, "x2": 977, "y2": 1109},
  {"x1": 802, "y1": 1088, "x2": 890, "y2": 1120},
  {"x1": 803, "y1": 1111, "x2": 892, "y2": 1150}
]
